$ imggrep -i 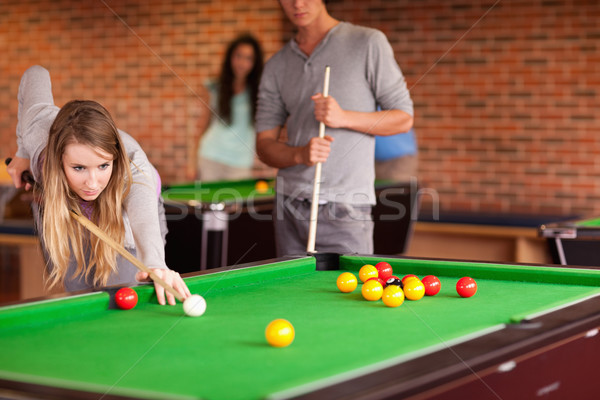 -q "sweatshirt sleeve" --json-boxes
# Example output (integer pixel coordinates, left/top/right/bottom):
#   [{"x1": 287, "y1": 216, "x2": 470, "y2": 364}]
[
  {"x1": 367, "y1": 30, "x2": 414, "y2": 117},
  {"x1": 17, "y1": 66, "x2": 168, "y2": 271},
  {"x1": 16, "y1": 65, "x2": 60, "y2": 180}
]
